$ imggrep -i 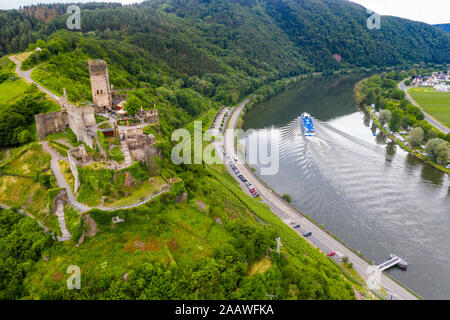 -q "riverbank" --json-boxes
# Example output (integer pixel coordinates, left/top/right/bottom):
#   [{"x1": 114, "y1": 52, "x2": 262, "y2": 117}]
[
  {"x1": 364, "y1": 105, "x2": 450, "y2": 174},
  {"x1": 354, "y1": 72, "x2": 449, "y2": 175}
]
